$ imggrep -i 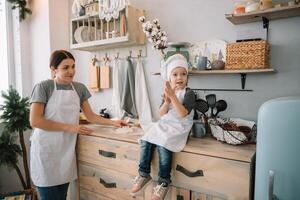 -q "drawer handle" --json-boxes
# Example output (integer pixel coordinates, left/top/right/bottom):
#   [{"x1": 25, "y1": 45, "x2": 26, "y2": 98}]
[
  {"x1": 176, "y1": 164, "x2": 204, "y2": 177},
  {"x1": 98, "y1": 150, "x2": 116, "y2": 158},
  {"x1": 99, "y1": 178, "x2": 116, "y2": 188}
]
